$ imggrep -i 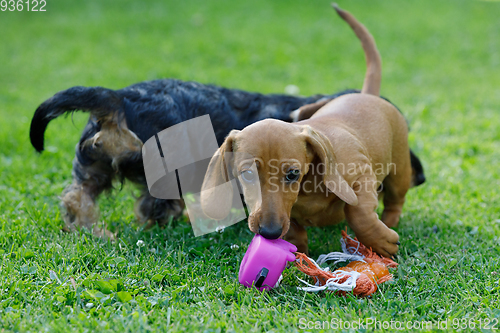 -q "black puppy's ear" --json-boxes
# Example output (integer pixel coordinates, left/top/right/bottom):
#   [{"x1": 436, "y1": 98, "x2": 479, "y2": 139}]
[
  {"x1": 301, "y1": 126, "x2": 358, "y2": 206},
  {"x1": 292, "y1": 99, "x2": 332, "y2": 122},
  {"x1": 201, "y1": 130, "x2": 239, "y2": 220}
]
